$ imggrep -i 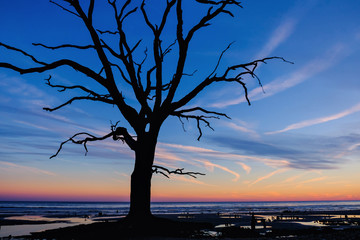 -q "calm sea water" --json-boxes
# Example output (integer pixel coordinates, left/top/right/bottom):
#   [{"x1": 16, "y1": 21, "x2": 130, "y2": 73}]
[{"x1": 1, "y1": 200, "x2": 360, "y2": 217}]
